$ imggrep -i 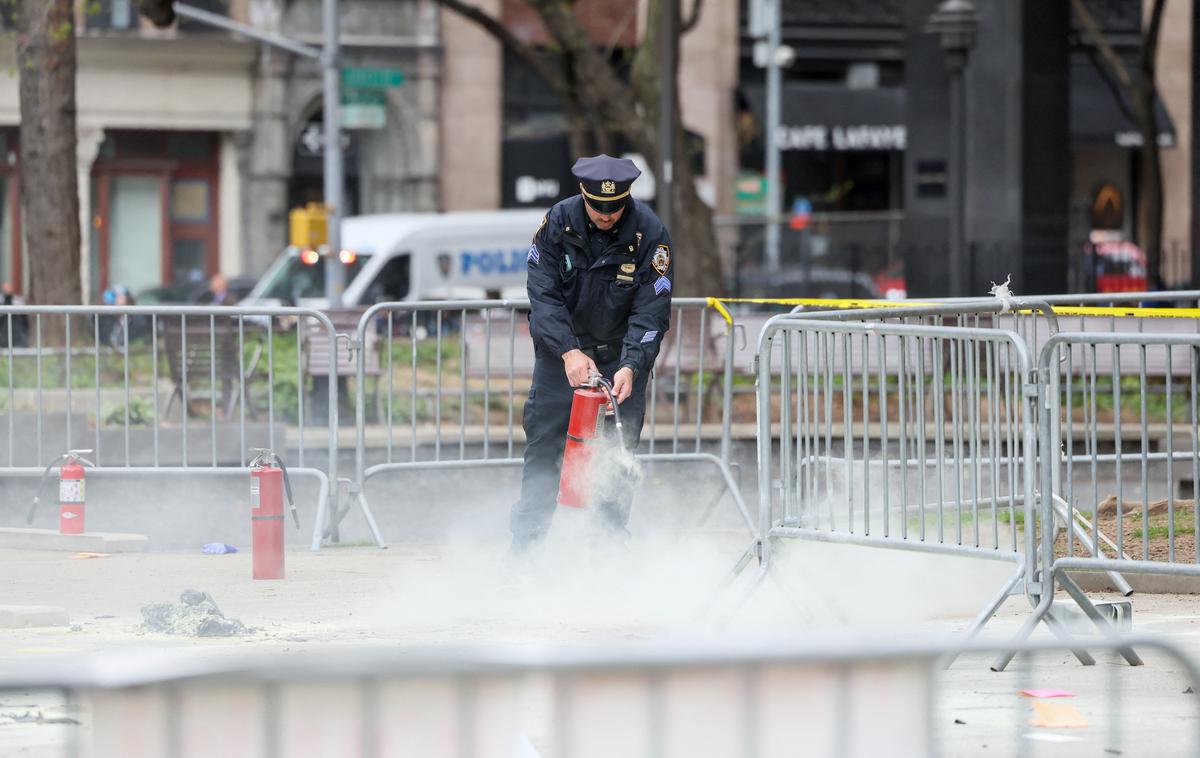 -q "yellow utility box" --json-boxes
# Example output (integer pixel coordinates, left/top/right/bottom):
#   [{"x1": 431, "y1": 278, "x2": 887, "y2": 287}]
[{"x1": 289, "y1": 203, "x2": 328, "y2": 249}]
